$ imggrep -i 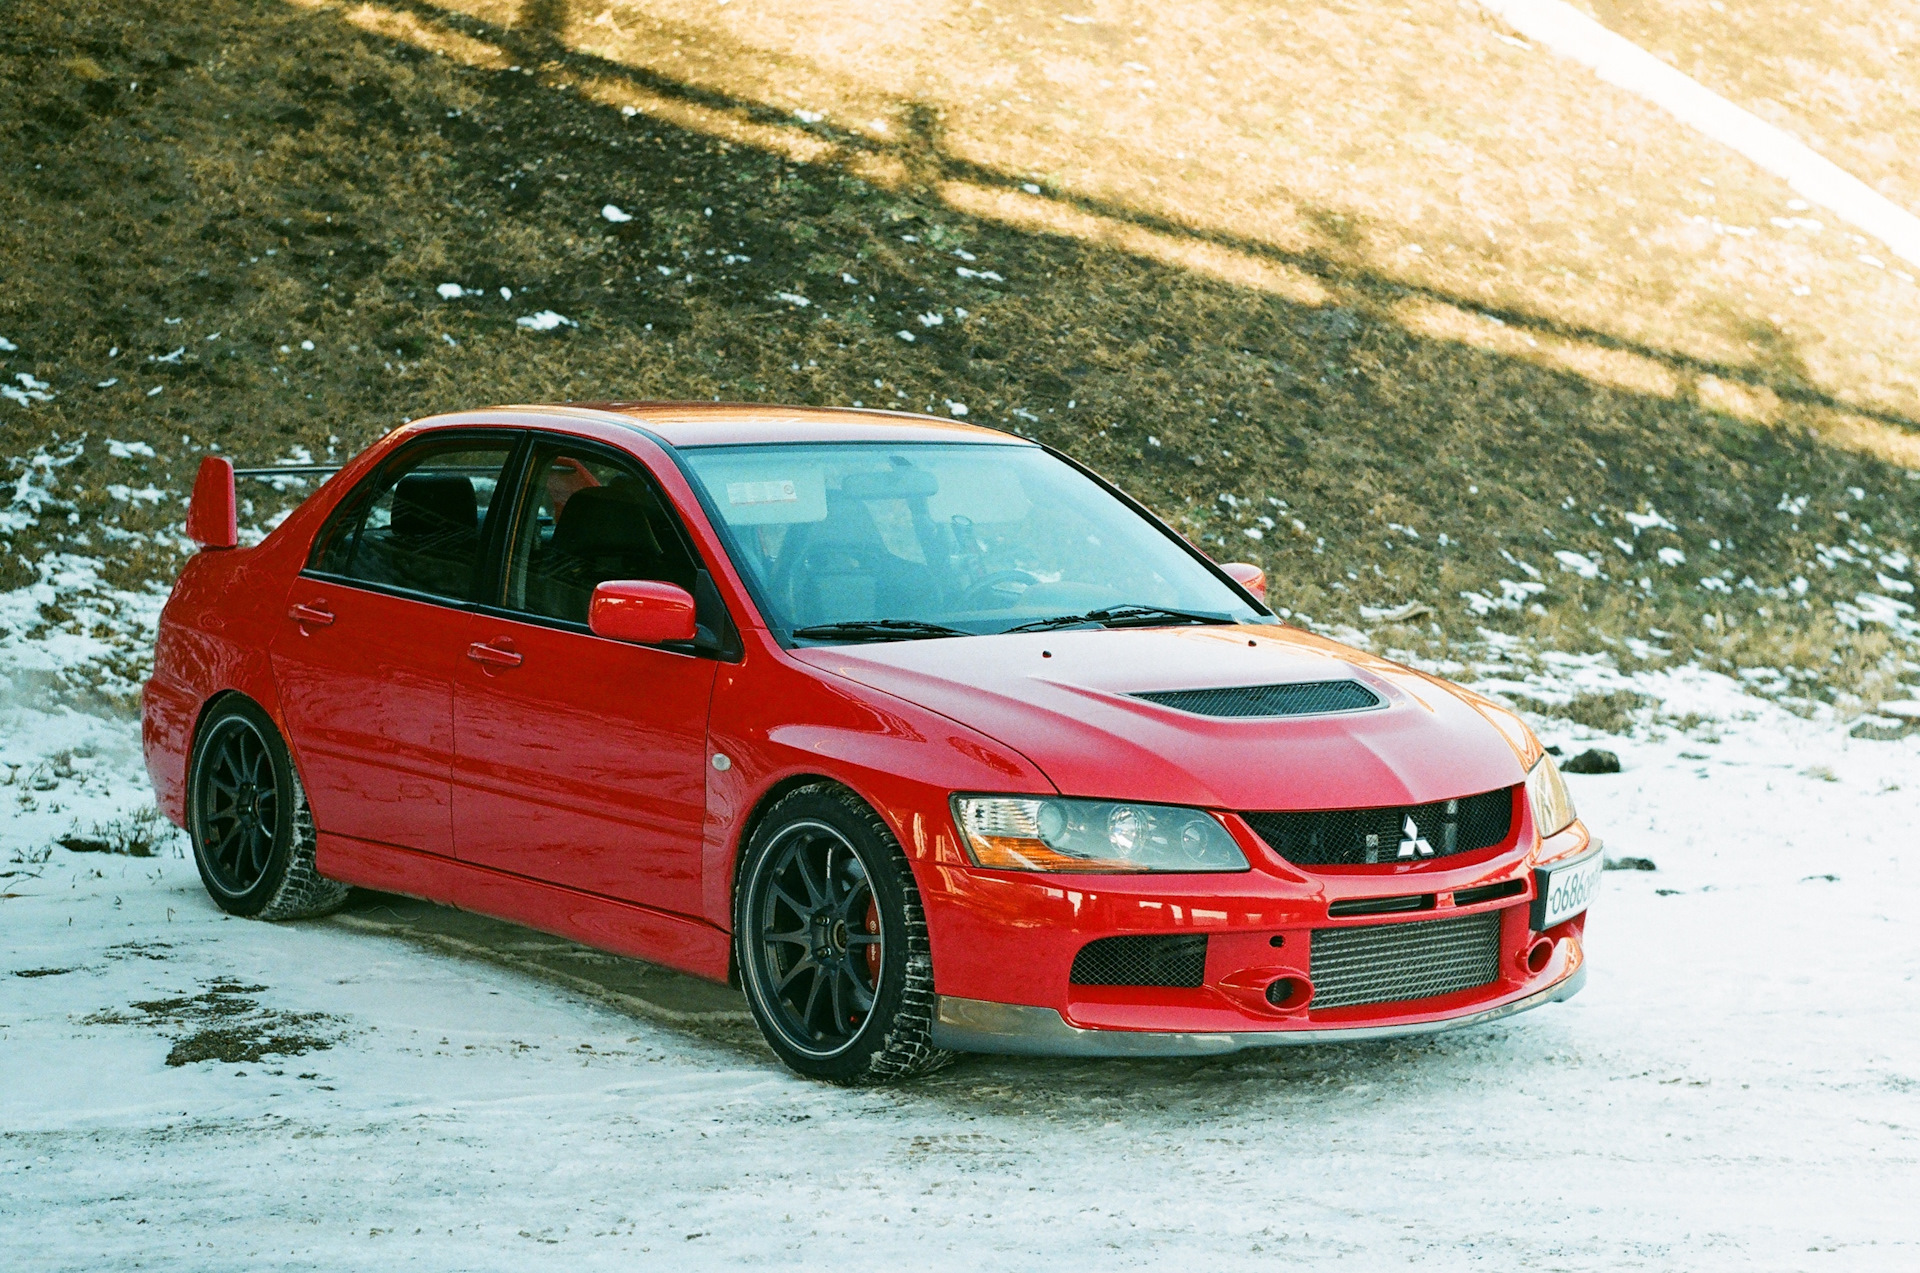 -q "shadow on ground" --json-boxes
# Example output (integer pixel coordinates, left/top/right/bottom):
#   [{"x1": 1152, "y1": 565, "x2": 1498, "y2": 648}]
[{"x1": 326, "y1": 889, "x2": 1540, "y2": 1108}]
